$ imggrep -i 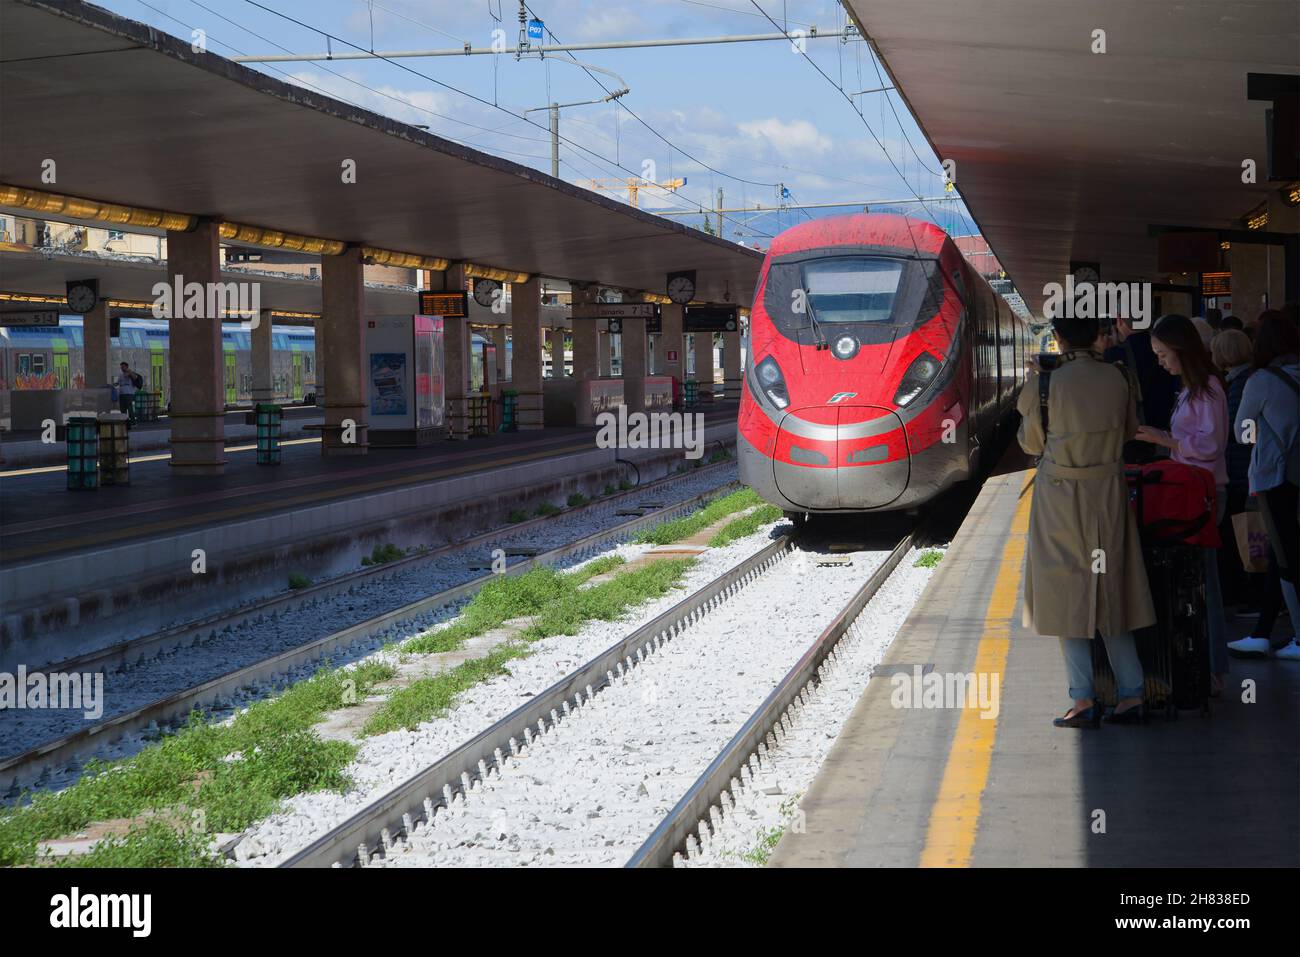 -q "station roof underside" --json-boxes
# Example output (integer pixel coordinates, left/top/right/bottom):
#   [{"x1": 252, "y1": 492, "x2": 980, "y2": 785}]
[
  {"x1": 845, "y1": 0, "x2": 1299, "y2": 314},
  {"x1": 0, "y1": 246, "x2": 418, "y2": 322},
  {"x1": 0, "y1": 0, "x2": 763, "y2": 305}
]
